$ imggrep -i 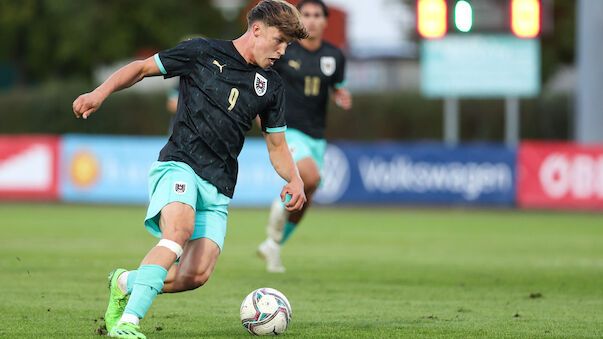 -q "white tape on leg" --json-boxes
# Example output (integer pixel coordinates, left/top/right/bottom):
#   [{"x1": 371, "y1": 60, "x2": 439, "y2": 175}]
[{"x1": 157, "y1": 239, "x2": 183, "y2": 259}]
